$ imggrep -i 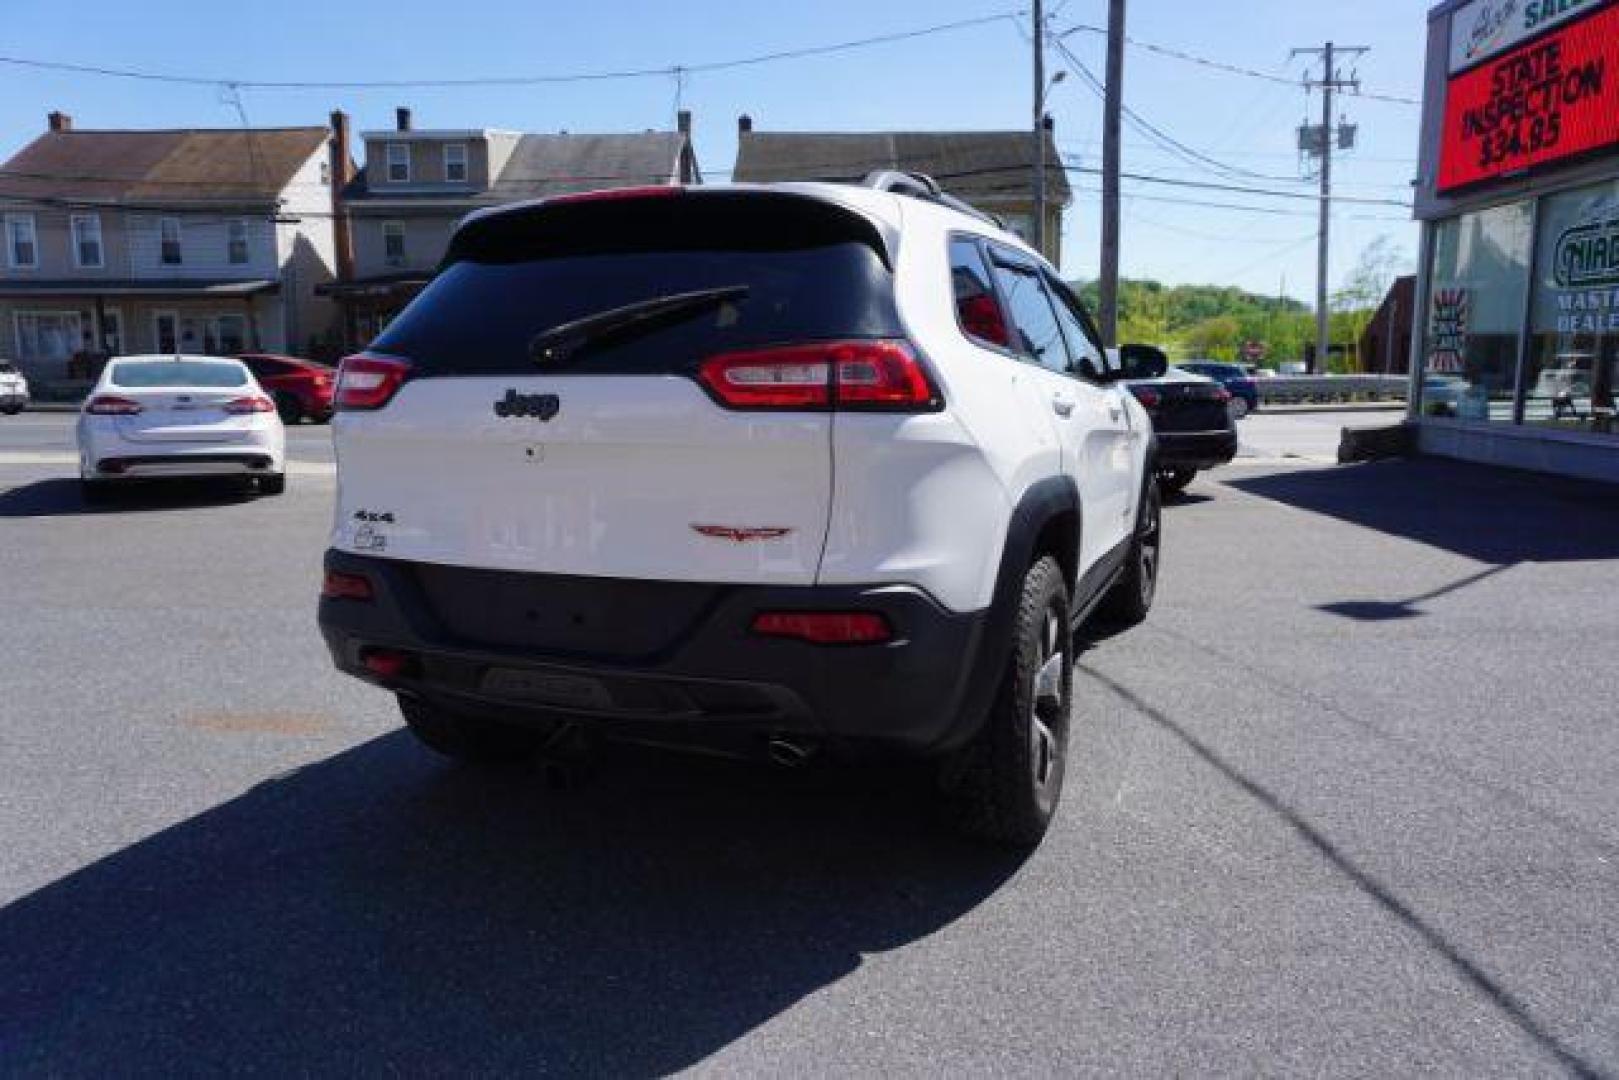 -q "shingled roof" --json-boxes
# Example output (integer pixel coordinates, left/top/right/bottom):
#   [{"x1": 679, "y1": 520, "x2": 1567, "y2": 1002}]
[
  {"x1": 0, "y1": 128, "x2": 330, "y2": 205},
  {"x1": 343, "y1": 131, "x2": 689, "y2": 204},
  {"x1": 732, "y1": 130, "x2": 1070, "y2": 204}
]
